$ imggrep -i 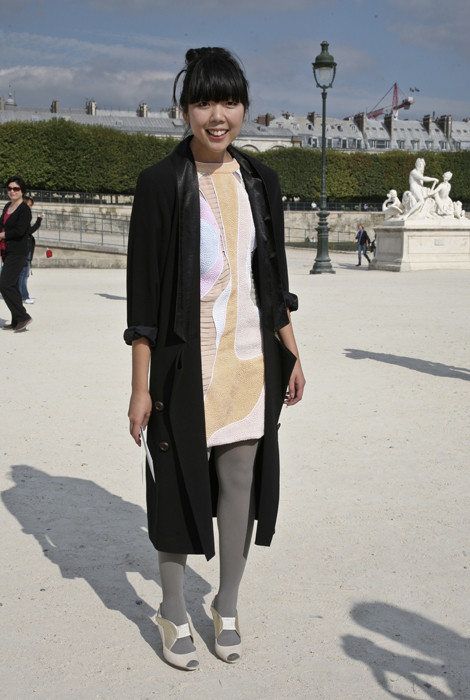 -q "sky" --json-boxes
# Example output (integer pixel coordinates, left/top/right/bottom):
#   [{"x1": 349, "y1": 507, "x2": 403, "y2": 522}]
[{"x1": 1, "y1": 0, "x2": 469, "y2": 122}]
